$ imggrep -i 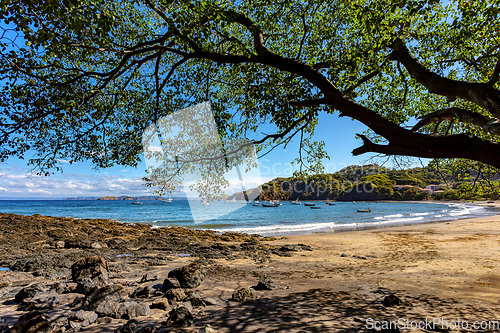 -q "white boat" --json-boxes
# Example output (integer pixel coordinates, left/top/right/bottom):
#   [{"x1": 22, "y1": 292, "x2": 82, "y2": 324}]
[
  {"x1": 291, "y1": 199, "x2": 301, "y2": 205},
  {"x1": 132, "y1": 200, "x2": 143, "y2": 205},
  {"x1": 253, "y1": 201, "x2": 261, "y2": 206},
  {"x1": 161, "y1": 197, "x2": 173, "y2": 202}
]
